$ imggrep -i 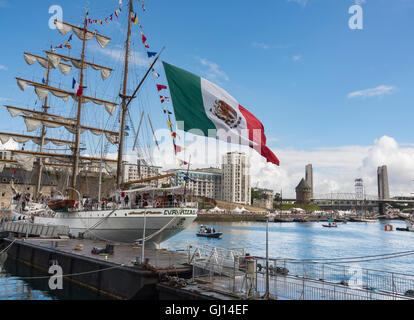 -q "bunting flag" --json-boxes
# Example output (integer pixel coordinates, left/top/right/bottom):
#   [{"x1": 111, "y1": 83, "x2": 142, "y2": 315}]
[
  {"x1": 156, "y1": 84, "x2": 167, "y2": 91},
  {"x1": 160, "y1": 95, "x2": 170, "y2": 103},
  {"x1": 132, "y1": 13, "x2": 138, "y2": 24},
  {"x1": 140, "y1": 32, "x2": 150, "y2": 48},
  {"x1": 174, "y1": 144, "x2": 184, "y2": 153},
  {"x1": 166, "y1": 120, "x2": 173, "y2": 128},
  {"x1": 177, "y1": 159, "x2": 188, "y2": 166},
  {"x1": 163, "y1": 108, "x2": 172, "y2": 115},
  {"x1": 89, "y1": 5, "x2": 123, "y2": 25},
  {"x1": 171, "y1": 132, "x2": 180, "y2": 139},
  {"x1": 147, "y1": 52, "x2": 157, "y2": 58},
  {"x1": 125, "y1": 125, "x2": 130, "y2": 131},
  {"x1": 42, "y1": 78, "x2": 46, "y2": 84},
  {"x1": 163, "y1": 61, "x2": 280, "y2": 166},
  {"x1": 152, "y1": 69, "x2": 160, "y2": 79},
  {"x1": 52, "y1": 33, "x2": 73, "y2": 51}
]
